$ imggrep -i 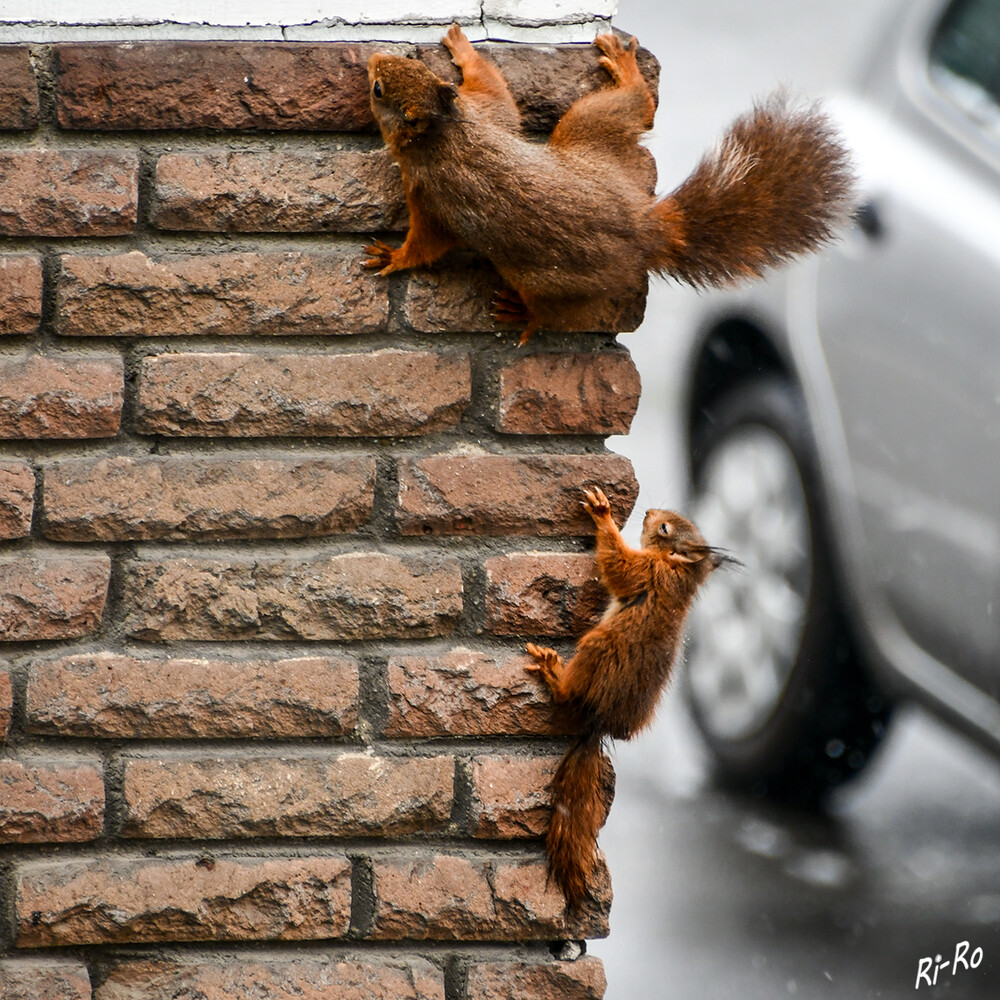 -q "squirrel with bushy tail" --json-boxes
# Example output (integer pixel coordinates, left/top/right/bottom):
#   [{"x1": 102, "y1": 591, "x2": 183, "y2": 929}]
[
  {"x1": 364, "y1": 26, "x2": 853, "y2": 906},
  {"x1": 364, "y1": 24, "x2": 854, "y2": 343}
]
